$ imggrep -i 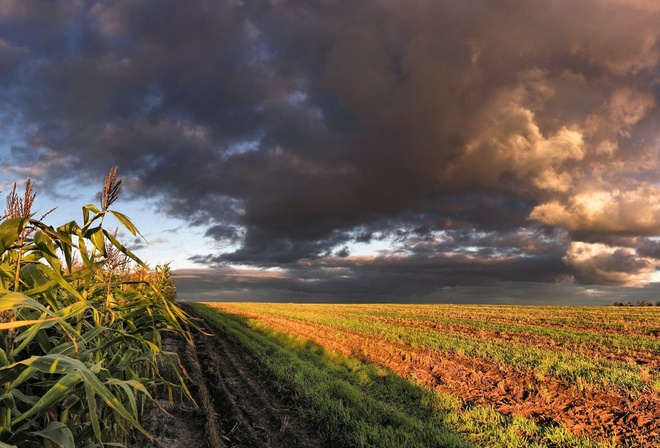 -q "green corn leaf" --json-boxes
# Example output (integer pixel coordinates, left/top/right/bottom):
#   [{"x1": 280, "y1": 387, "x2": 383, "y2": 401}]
[
  {"x1": 11, "y1": 372, "x2": 81, "y2": 427},
  {"x1": 11, "y1": 355, "x2": 83, "y2": 378},
  {"x1": 0, "y1": 441, "x2": 18, "y2": 448},
  {"x1": 19, "y1": 264, "x2": 59, "y2": 309},
  {"x1": 10, "y1": 388, "x2": 38, "y2": 408},
  {"x1": 0, "y1": 292, "x2": 50, "y2": 314},
  {"x1": 0, "y1": 364, "x2": 28, "y2": 385},
  {"x1": 35, "y1": 265, "x2": 86, "y2": 303},
  {"x1": 56, "y1": 220, "x2": 81, "y2": 237},
  {"x1": 6, "y1": 354, "x2": 151, "y2": 439},
  {"x1": 32, "y1": 230, "x2": 62, "y2": 272},
  {"x1": 54, "y1": 221, "x2": 81, "y2": 271},
  {"x1": 0, "y1": 316, "x2": 60, "y2": 331},
  {"x1": 49, "y1": 325, "x2": 105, "y2": 357},
  {"x1": 109, "y1": 210, "x2": 146, "y2": 241},
  {"x1": 84, "y1": 382, "x2": 102, "y2": 445},
  {"x1": 77, "y1": 236, "x2": 92, "y2": 266},
  {"x1": 34, "y1": 328, "x2": 52, "y2": 355},
  {"x1": 8, "y1": 440, "x2": 39, "y2": 448},
  {"x1": 0, "y1": 348, "x2": 8, "y2": 367},
  {"x1": 85, "y1": 226, "x2": 106, "y2": 257},
  {"x1": 32, "y1": 230, "x2": 58, "y2": 258},
  {"x1": 4, "y1": 354, "x2": 83, "y2": 389},
  {"x1": 31, "y1": 220, "x2": 75, "y2": 247},
  {"x1": 105, "y1": 379, "x2": 151, "y2": 418},
  {"x1": 15, "y1": 306, "x2": 83, "y2": 353},
  {"x1": 0, "y1": 262, "x2": 14, "y2": 283},
  {"x1": 11, "y1": 314, "x2": 65, "y2": 358},
  {"x1": 103, "y1": 230, "x2": 149, "y2": 270},
  {"x1": 0, "y1": 217, "x2": 29, "y2": 255},
  {"x1": 0, "y1": 391, "x2": 16, "y2": 408},
  {"x1": 28, "y1": 422, "x2": 75, "y2": 448},
  {"x1": 81, "y1": 204, "x2": 102, "y2": 230}
]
